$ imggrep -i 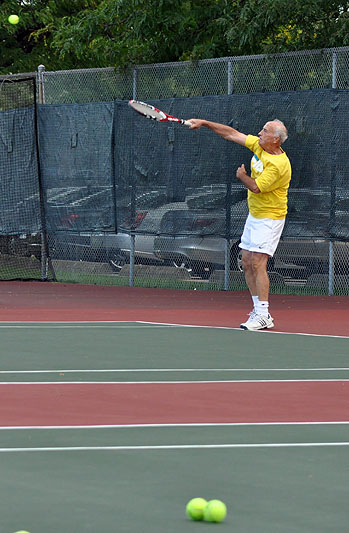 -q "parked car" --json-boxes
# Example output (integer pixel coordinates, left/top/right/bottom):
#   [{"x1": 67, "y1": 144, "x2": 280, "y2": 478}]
[
  {"x1": 154, "y1": 188, "x2": 349, "y2": 279},
  {"x1": 90, "y1": 188, "x2": 191, "y2": 270},
  {"x1": 46, "y1": 186, "x2": 114, "y2": 260},
  {"x1": 0, "y1": 186, "x2": 115, "y2": 262},
  {"x1": 0, "y1": 233, "x2": 42, "y2": 259},
  {"x1": 91, "y1": 186, "x2": 349, "y2": 280},
  {"x1": 90, "y1": 199, "x2": 190, "y2": 270},
  {"x1": 6, "y1": 185, "x2": 347, "y2": 282}
]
